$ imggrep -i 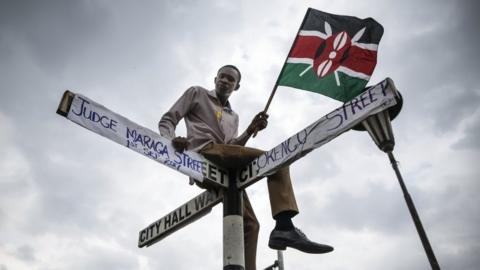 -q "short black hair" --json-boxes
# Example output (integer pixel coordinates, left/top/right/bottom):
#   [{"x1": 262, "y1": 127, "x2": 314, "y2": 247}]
[{"x1": 220, "y1": 64, "x2": 241, "y2": 83}]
